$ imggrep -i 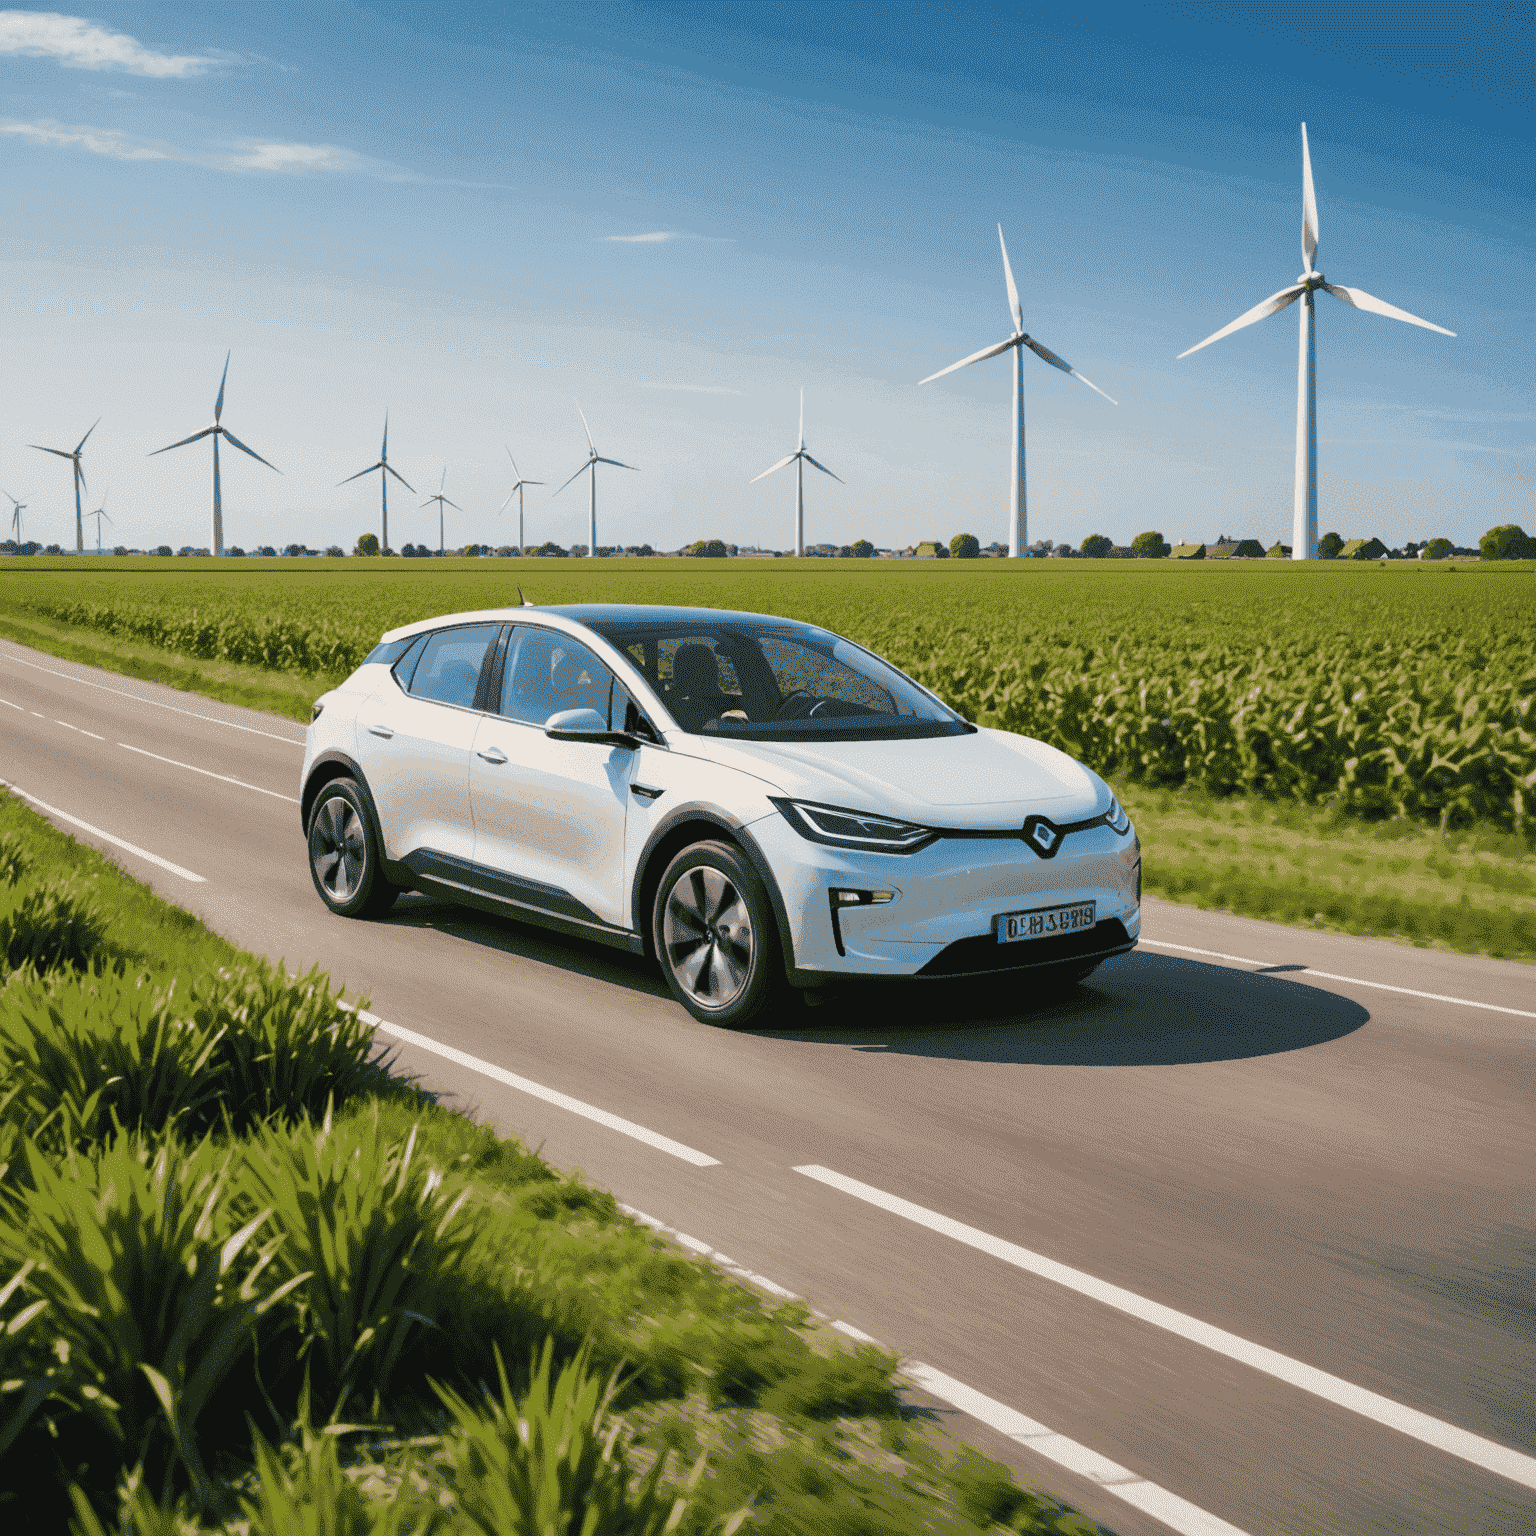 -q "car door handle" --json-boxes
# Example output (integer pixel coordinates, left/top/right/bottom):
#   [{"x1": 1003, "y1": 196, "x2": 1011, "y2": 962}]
[
  {"x1": 477, "y1": 746, "x2": 508, "y2": 765},
  {"x1": 630, "y1": 783, "x2": 664, "y2": 801},
  {"x1": 365, "y1": 723, "x2": 394, "y2": 738}
]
